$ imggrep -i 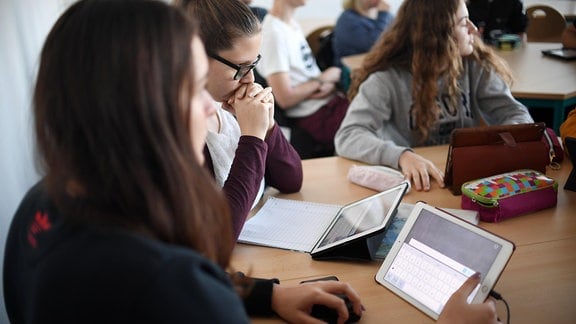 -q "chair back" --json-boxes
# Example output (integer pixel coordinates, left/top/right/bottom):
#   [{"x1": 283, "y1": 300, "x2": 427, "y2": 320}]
[
  {"x1": 306, "y1": 25, "x2": 335, "y2": 70},
  {"x1": 306, "y1": 25, "x2": 334, "y2": 57},
  {"x1": 526, "y1": 5, "x2": 567, "y2": 42}
]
